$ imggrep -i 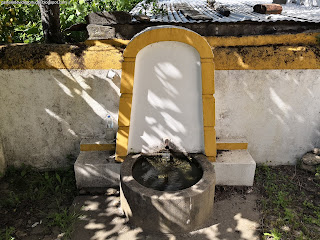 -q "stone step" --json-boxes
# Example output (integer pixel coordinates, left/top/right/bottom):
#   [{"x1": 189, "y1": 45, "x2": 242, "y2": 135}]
[
  {"x1": 216, "y1": 138, "x2": 248, "y2": 150},
  {"x1": 74, "y1": 148, "x2": 256, "y2": 188},
  {"x1": 80, "y1": 138, "x2": 116, "y2": 152},
  {"x1": 74, "y1": 151, "x2": 121, "y2": 189},
  {"x1": 213, "y1": 149, "x2": 256, "y2": 186}
]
